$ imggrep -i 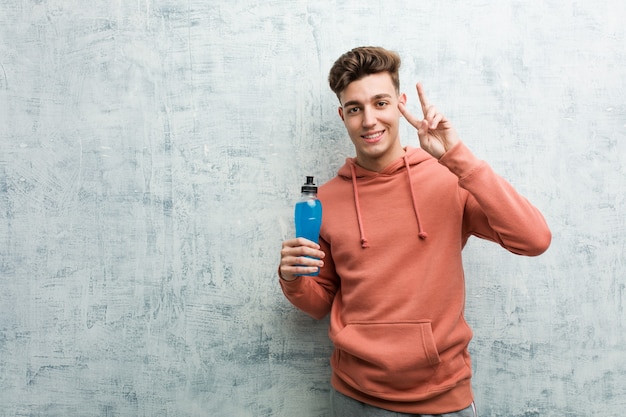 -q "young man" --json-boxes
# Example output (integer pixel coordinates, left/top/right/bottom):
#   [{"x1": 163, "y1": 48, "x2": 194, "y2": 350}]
[{"x1": 278, "y1": 46, "x2": 551, "y2": 416}]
